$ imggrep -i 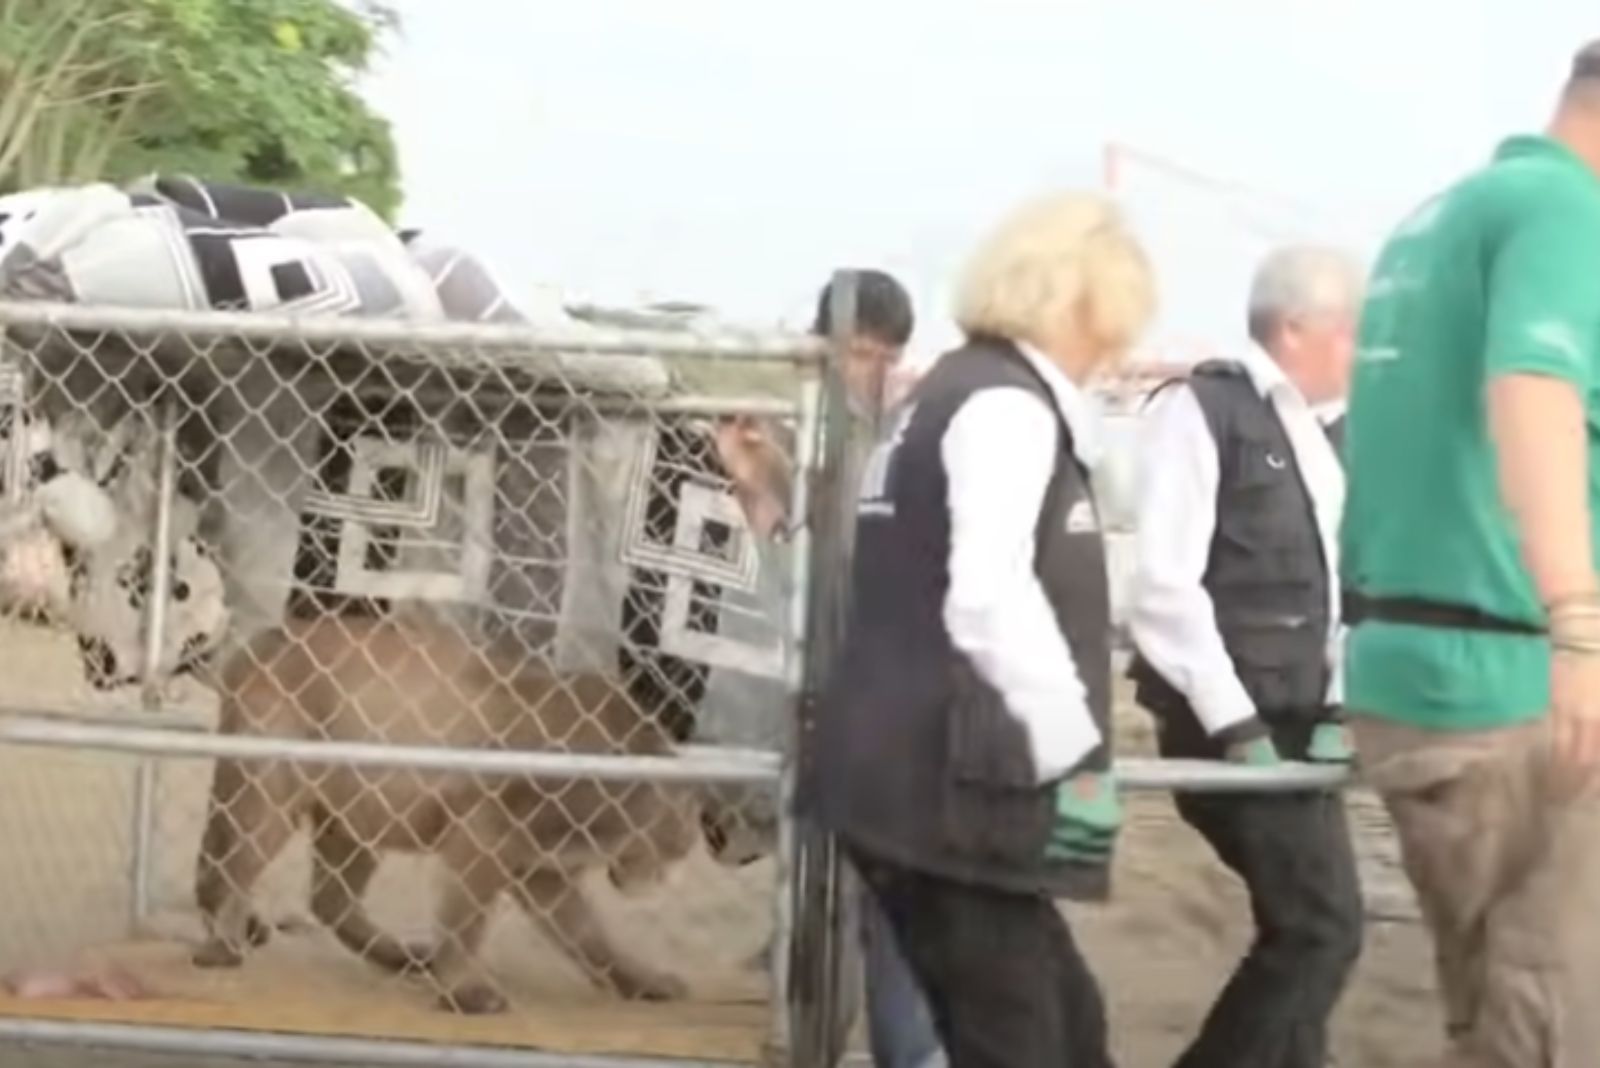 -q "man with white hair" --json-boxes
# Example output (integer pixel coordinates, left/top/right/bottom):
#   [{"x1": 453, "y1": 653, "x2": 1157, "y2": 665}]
[{"x1": 1127, "y1": 244, "x2": 1365, "y2": 1068}]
